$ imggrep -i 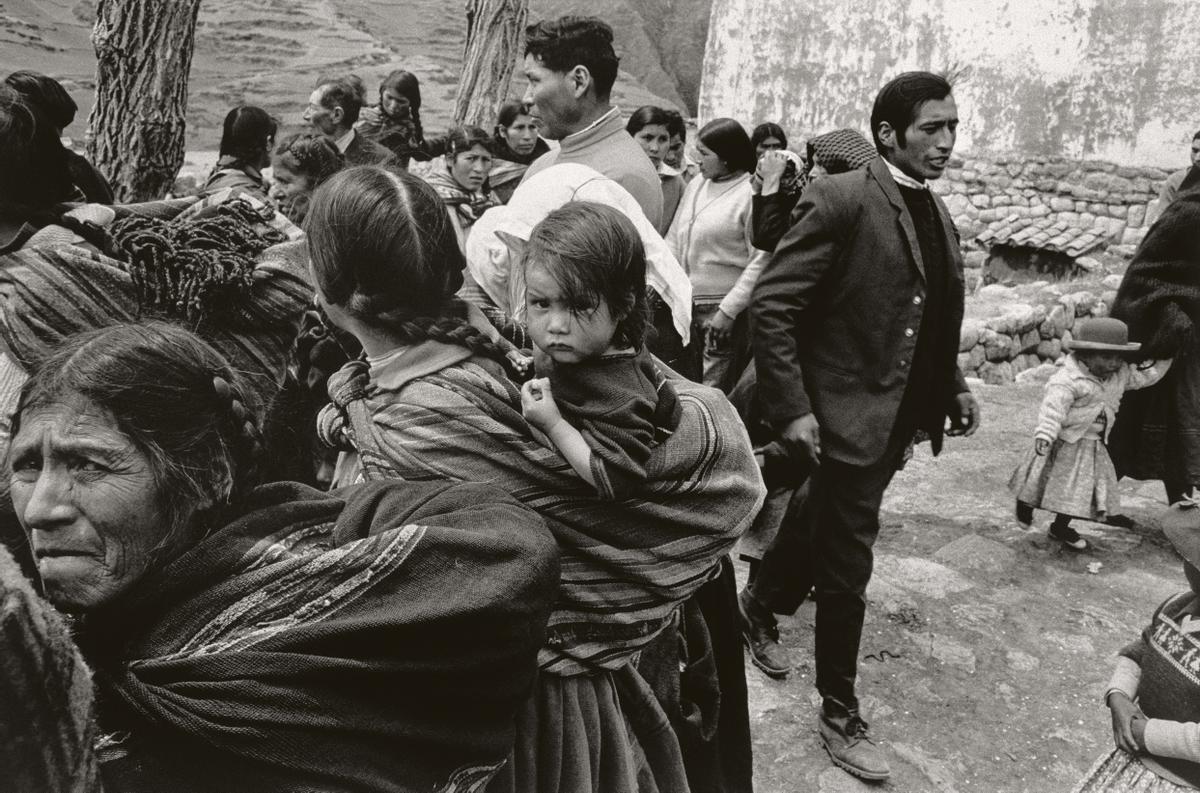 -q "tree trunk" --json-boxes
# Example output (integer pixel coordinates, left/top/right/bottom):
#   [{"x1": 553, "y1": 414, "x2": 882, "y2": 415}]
[
  {"x1": 87, "y1": 0, "x2": 203, "y2": 202},
  {"x1": 453, "y1": 0, "x2": 529, "y2": 128}
]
